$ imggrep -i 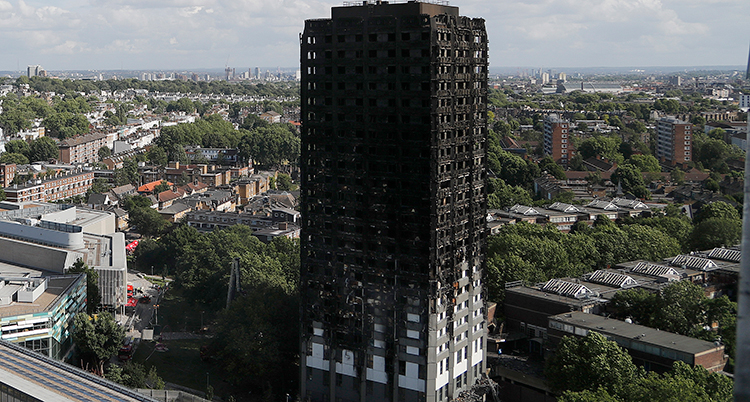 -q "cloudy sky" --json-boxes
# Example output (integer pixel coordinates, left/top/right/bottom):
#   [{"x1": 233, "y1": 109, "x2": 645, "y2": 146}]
[{"x1": 0, "y1": 0, "x2": 748, "y2": 72}]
